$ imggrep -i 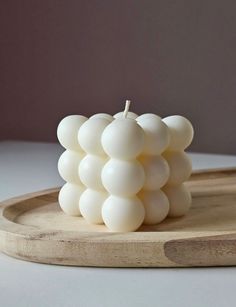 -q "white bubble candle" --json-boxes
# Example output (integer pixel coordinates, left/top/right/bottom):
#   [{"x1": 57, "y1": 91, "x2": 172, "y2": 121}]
[{"x1": 57, "y1": 100, "x2": 194, "y2": 232}]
